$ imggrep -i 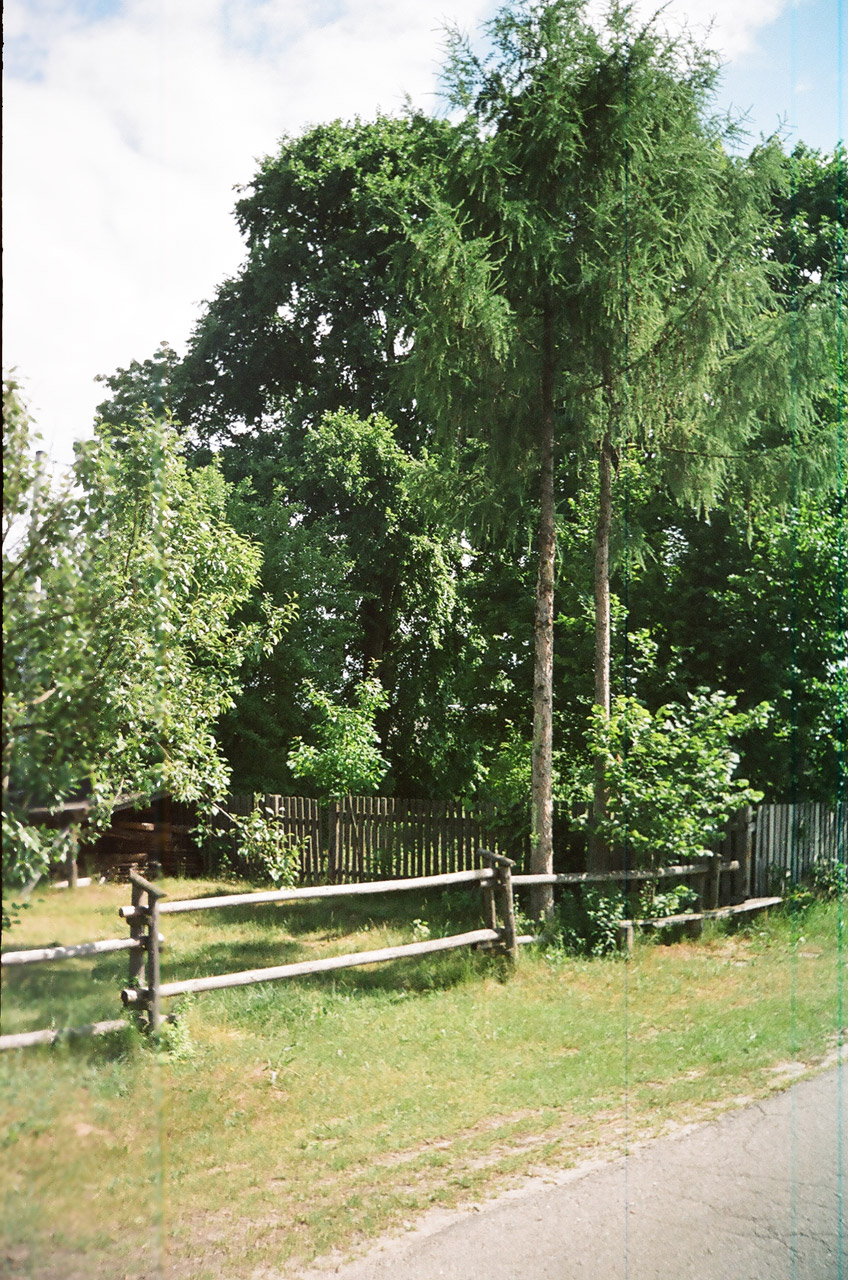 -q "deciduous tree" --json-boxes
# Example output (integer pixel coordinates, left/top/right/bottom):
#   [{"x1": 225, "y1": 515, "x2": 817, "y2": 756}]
[{"x1": 2, "y1": 380, "x2": 291, "y2": 908}]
